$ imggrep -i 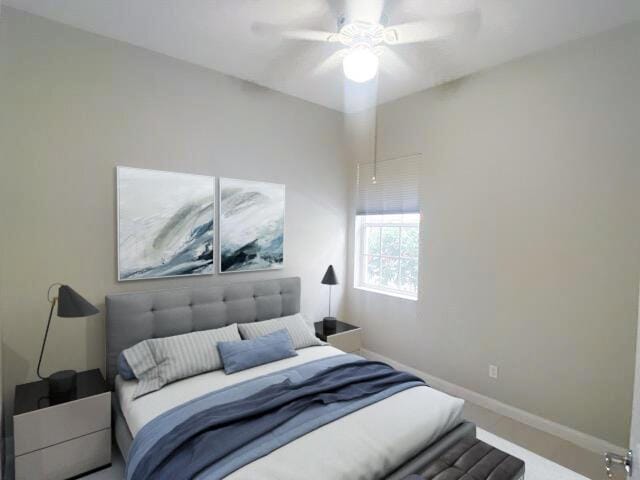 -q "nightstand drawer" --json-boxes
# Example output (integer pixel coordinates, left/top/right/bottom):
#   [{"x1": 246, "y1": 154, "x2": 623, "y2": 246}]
[
  {"x1": 14, "y1": 391, "x2": 110, "y2": 456},
  {"x1": 327, "y1": 329, "x2": 361, "y2": 353},
  {"x1": 15, "y1": 428, "x2": 111, "y2": 480}
]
